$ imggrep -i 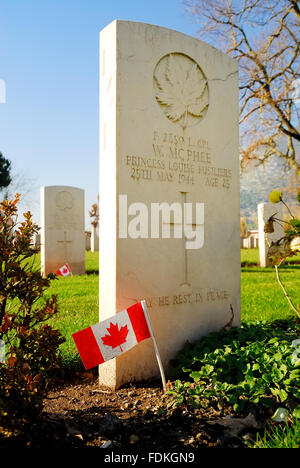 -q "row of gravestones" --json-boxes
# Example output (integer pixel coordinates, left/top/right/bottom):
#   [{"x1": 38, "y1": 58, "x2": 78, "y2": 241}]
[
  {"x1": 37, "y1": 21, "x2": 285, "y2": 390},
  {"x1": 38, "y1": 185, "x2": 281, "y2": 274},
  {"x1": 34, "y1": 217, "x2": 98, "y2": 253}
]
